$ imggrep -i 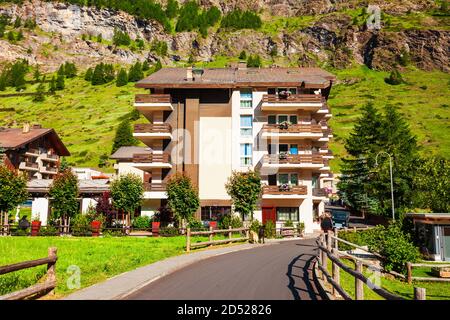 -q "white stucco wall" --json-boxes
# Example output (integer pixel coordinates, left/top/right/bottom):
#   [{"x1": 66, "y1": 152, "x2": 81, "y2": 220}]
[{"x1": 32, "y1": 198, "x2": 49, "y2": 226}]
